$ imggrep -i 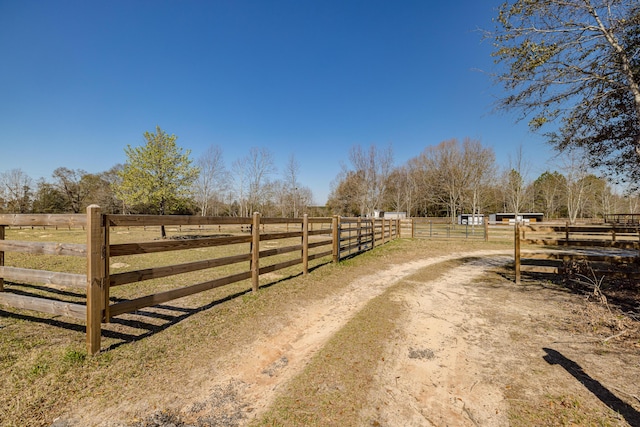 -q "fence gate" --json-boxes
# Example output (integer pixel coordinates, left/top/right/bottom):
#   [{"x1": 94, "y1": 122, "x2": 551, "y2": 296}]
[{"x1": 337, "y1": 217, "x2": 374, "y2": 260}]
